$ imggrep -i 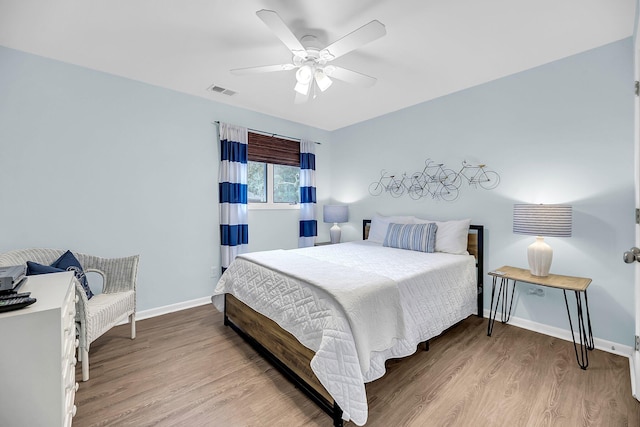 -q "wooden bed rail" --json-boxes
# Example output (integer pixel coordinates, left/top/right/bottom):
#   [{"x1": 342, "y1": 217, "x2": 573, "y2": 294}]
[{"x1": 224, "y1": 294, "x2": 343, "y2": 425}]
